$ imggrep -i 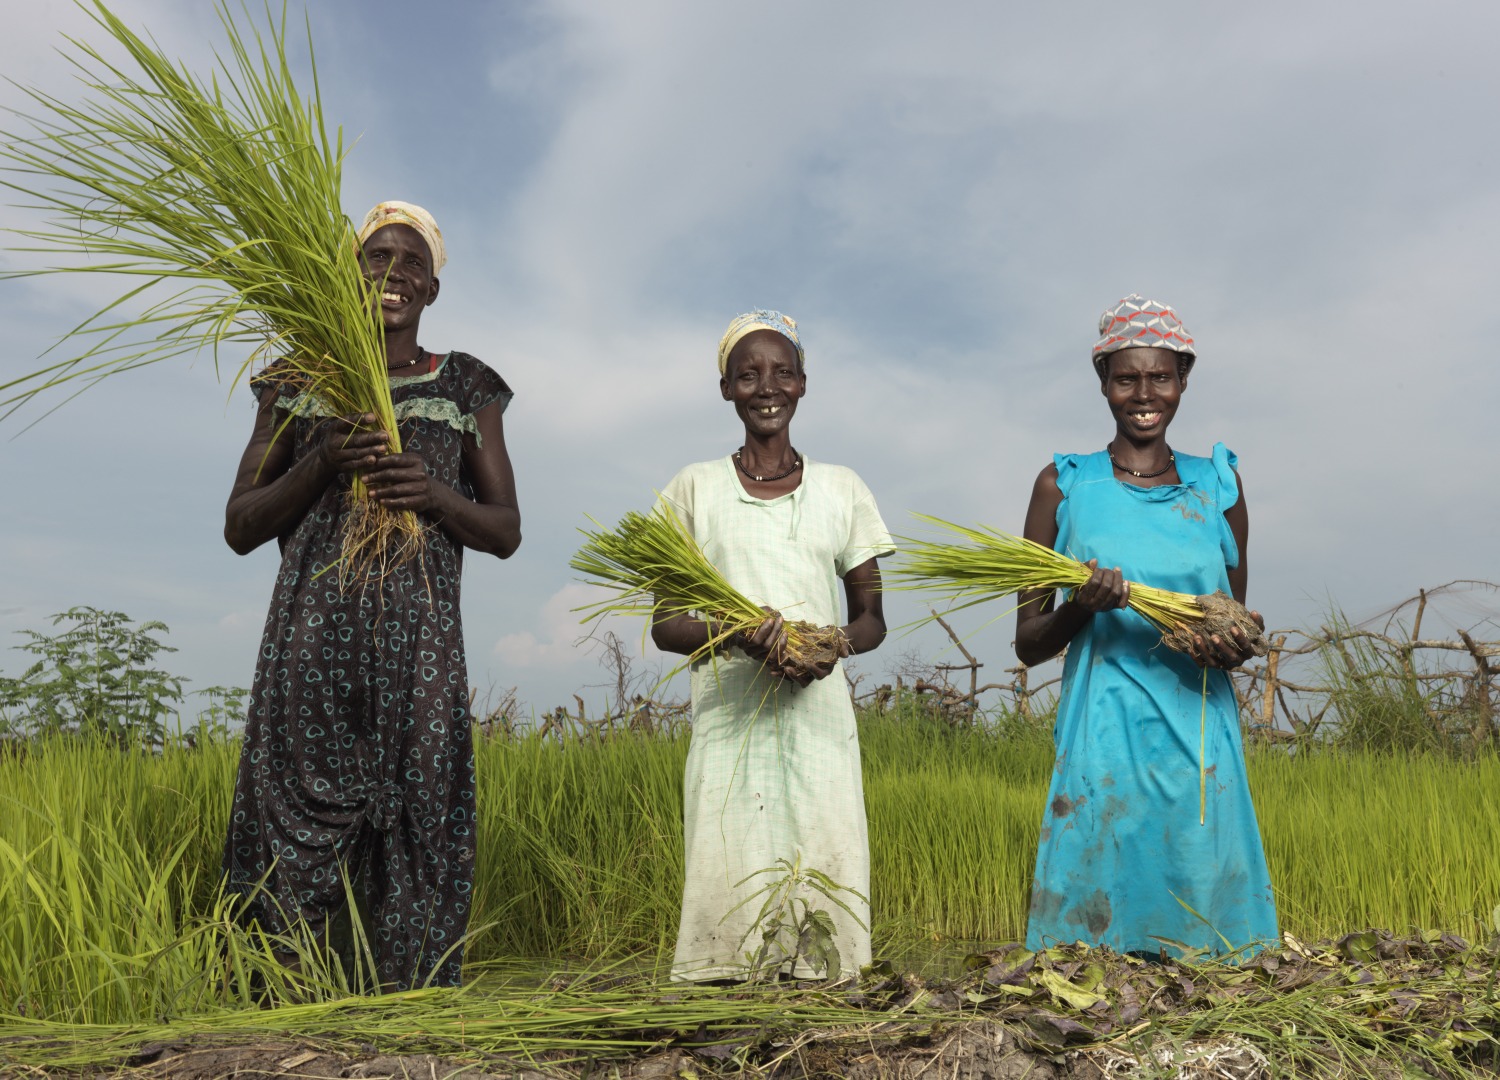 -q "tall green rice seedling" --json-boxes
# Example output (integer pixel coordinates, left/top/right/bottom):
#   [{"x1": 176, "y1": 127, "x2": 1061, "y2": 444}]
[
  {"x1": 0, "y1": 1, "x2": 420, "y2": 574},
  {"x1": 1249, "y1": 746, "x2": 1500, "y2": 940},
  {"x1": 891, "y1": 513, "x2": 1268, "y2": 656},
  {"x1": 572, "y1": 505, "x2": 846, "y2": 672},
  {"x1": 469, "y1": 730, "x2": 688, "y2": 961}
]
